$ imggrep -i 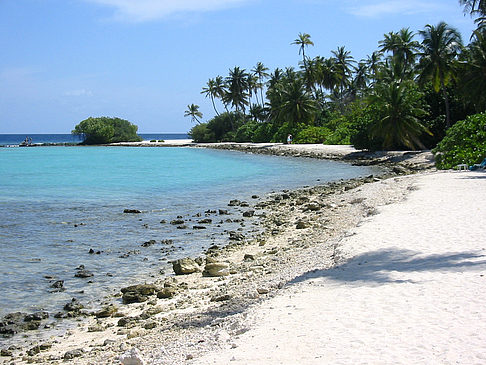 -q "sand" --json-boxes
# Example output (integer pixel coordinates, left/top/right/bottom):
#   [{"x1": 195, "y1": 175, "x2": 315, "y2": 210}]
[
  {"x1": 196, "y1": 171, "x2": 486, "y2": 364},
  {"x1": 3, "y1": 143, "x2": 483, "y2": 365}
]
